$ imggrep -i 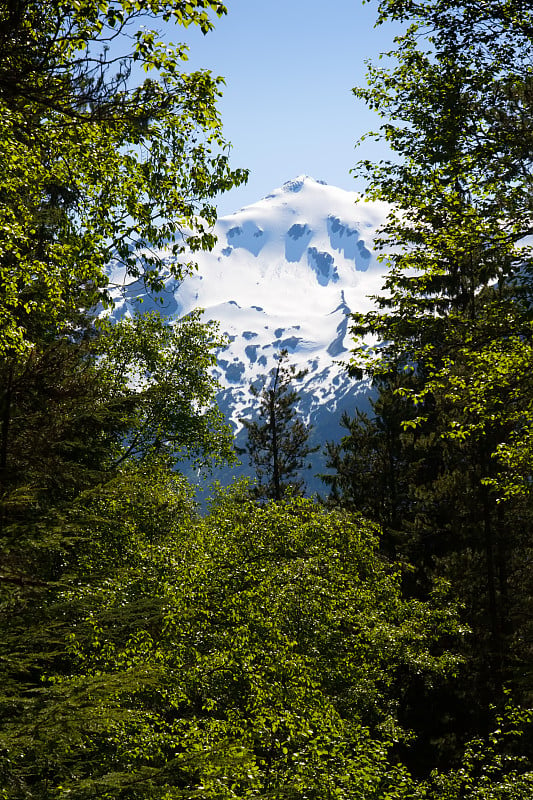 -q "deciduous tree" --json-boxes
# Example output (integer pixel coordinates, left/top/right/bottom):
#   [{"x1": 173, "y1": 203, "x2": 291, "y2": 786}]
[
  {"x1": 0, "y1": 484, "x2": 462, "y2": 798},
  {"x1": 0, "y1": 0, "x2": 247, "y2": 355},
  {"x1": 0, "y1": 3, "x2": 246, "y2": 794}
]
